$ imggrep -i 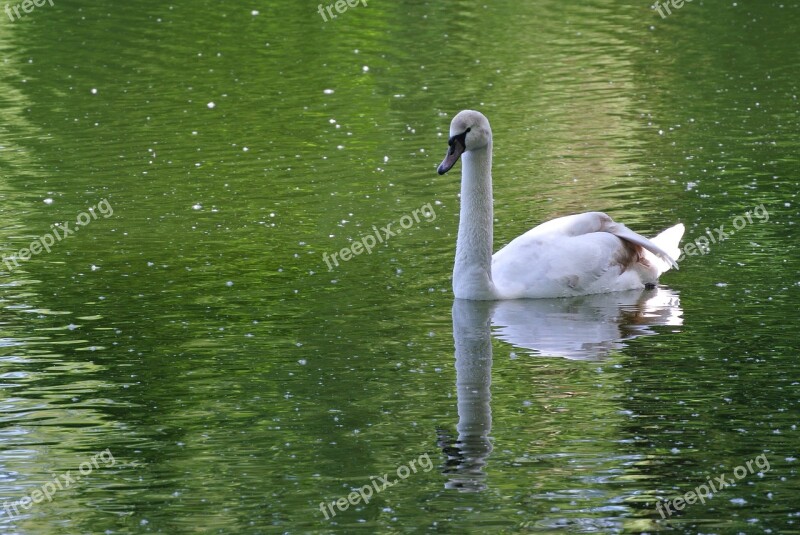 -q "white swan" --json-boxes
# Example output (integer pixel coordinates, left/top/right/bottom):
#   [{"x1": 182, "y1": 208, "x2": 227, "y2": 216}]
[{"x1": 438, "y1": 110, "x2": 685, "y2": 300}]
